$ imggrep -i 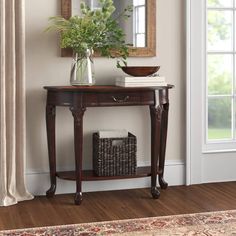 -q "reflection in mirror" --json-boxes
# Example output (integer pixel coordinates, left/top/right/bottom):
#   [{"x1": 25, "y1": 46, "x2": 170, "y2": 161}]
[
  {"x1": 61, "y1": 0, "x2": 156, "y2": 57},
  {"x1": 71, "y1": 0, "x2": 146, "y2": 47}
]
